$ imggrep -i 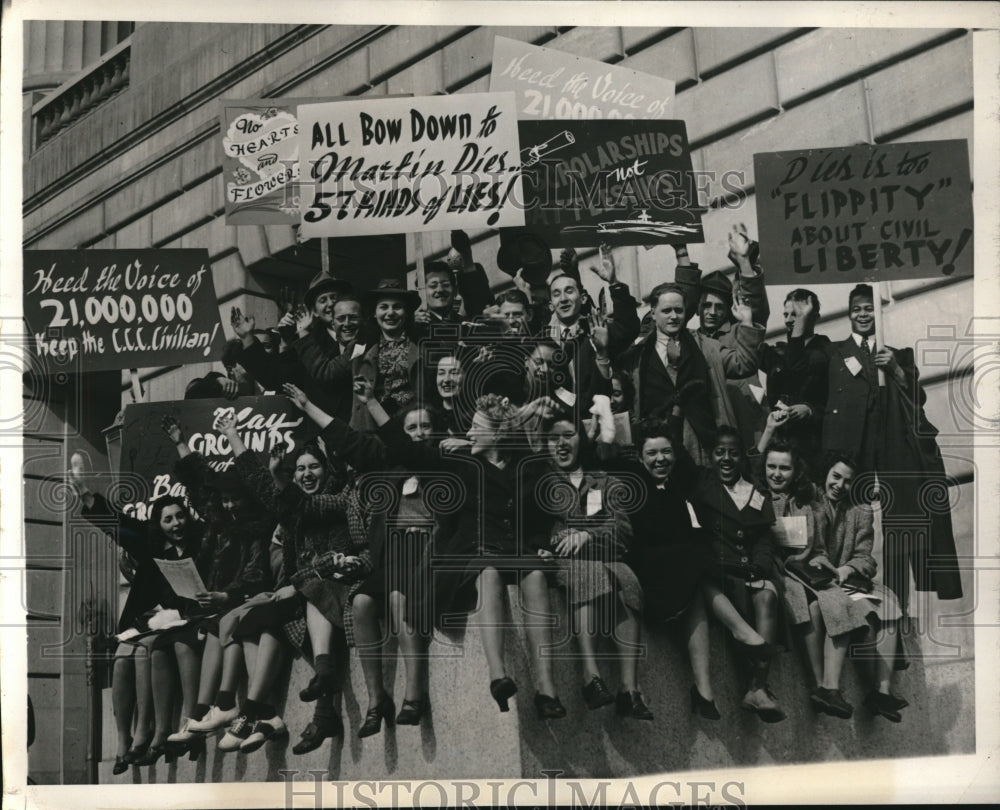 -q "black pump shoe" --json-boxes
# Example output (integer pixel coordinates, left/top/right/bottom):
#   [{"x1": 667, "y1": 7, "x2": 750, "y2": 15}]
[
  {"x1": 395, "y1": 696, "x2": 430, "y2": 725},
  {"x1": 292, "y1": 715, "x2": 343, "y2": 755},
  {"x1": 490, "y1": 677, "x2": 518, "y2": 712},
  {"x1": 690, "y1": 685, "x2": 721, "y2": 720},
  {"x1": 616, "y1": 690, "x2": 654, "y2": 721},
  {"x1": 534, "y1": 693, "x2": 567, "y2": 720},
  {"x1": 132, "y1": 743, "x2": 175, "y2": 767},
  {"x1": 358, "y1": 696, "x2": 395, "y2": 738}
]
